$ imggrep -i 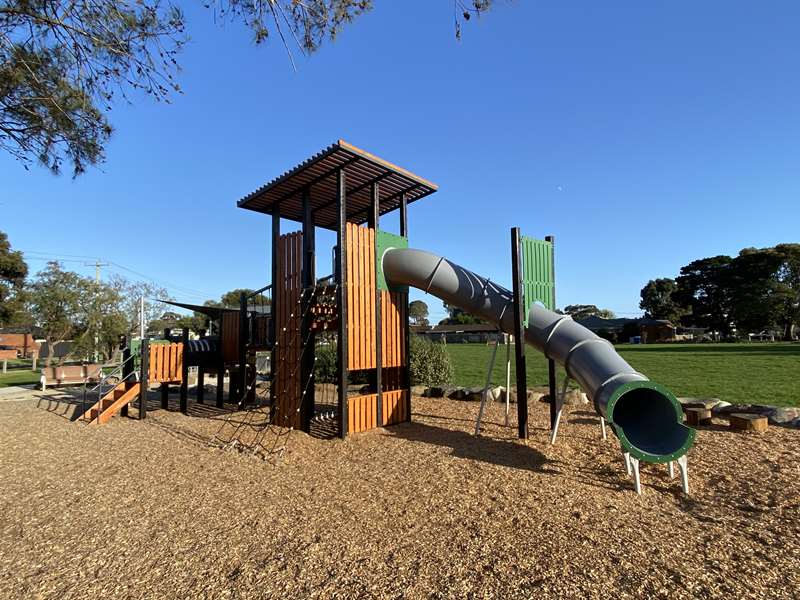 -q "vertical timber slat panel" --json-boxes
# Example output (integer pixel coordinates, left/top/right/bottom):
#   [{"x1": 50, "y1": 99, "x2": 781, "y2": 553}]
[
  {"x1": 346, "y1": 223, "x2": 377, "y2": 372},
  {"x1": 274, "y1": 232, "x2": 303, "y2": 430}
]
